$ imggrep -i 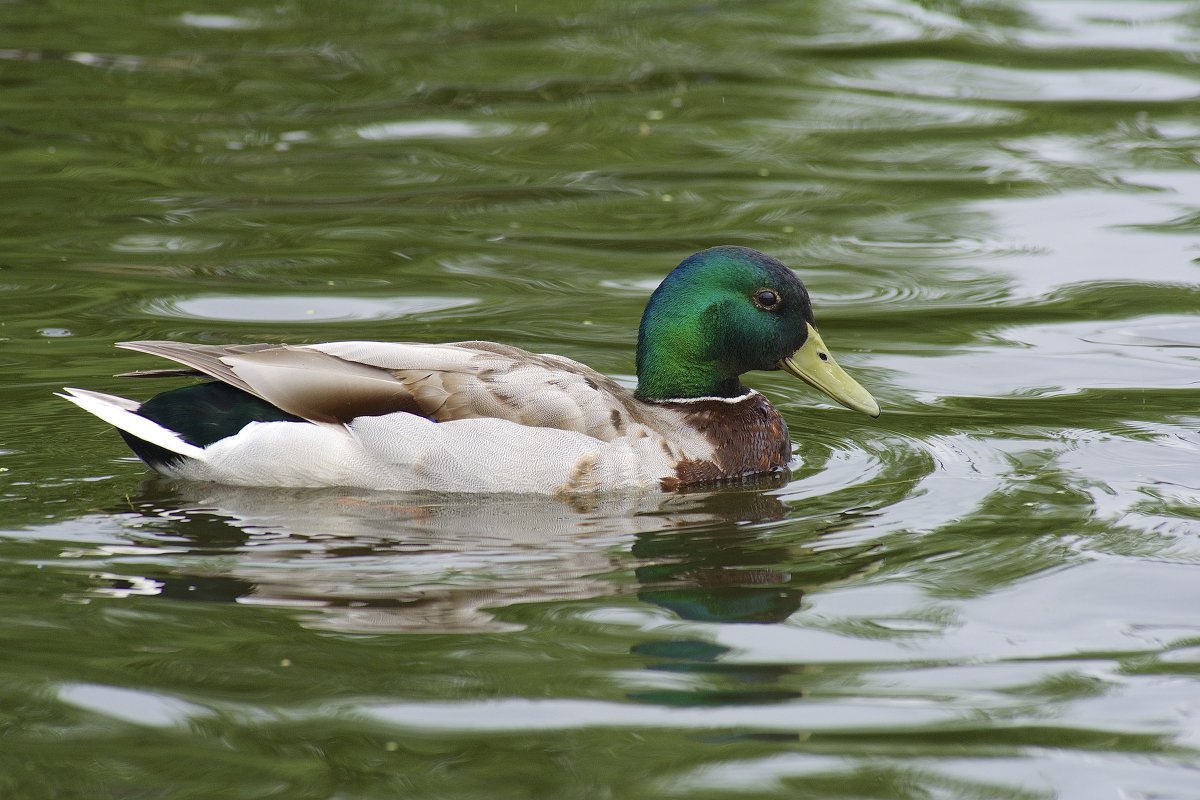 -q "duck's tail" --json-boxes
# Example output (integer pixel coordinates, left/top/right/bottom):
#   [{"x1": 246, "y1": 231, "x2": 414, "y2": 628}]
[{"x1": 58, "y1": 388, "x2": 208, "y2": 463}]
